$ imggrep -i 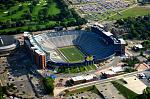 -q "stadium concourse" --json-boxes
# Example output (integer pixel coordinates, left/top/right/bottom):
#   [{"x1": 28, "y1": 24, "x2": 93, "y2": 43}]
[{"x1": 24, "y1": 24, "x2": 125, "y2": 69}]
